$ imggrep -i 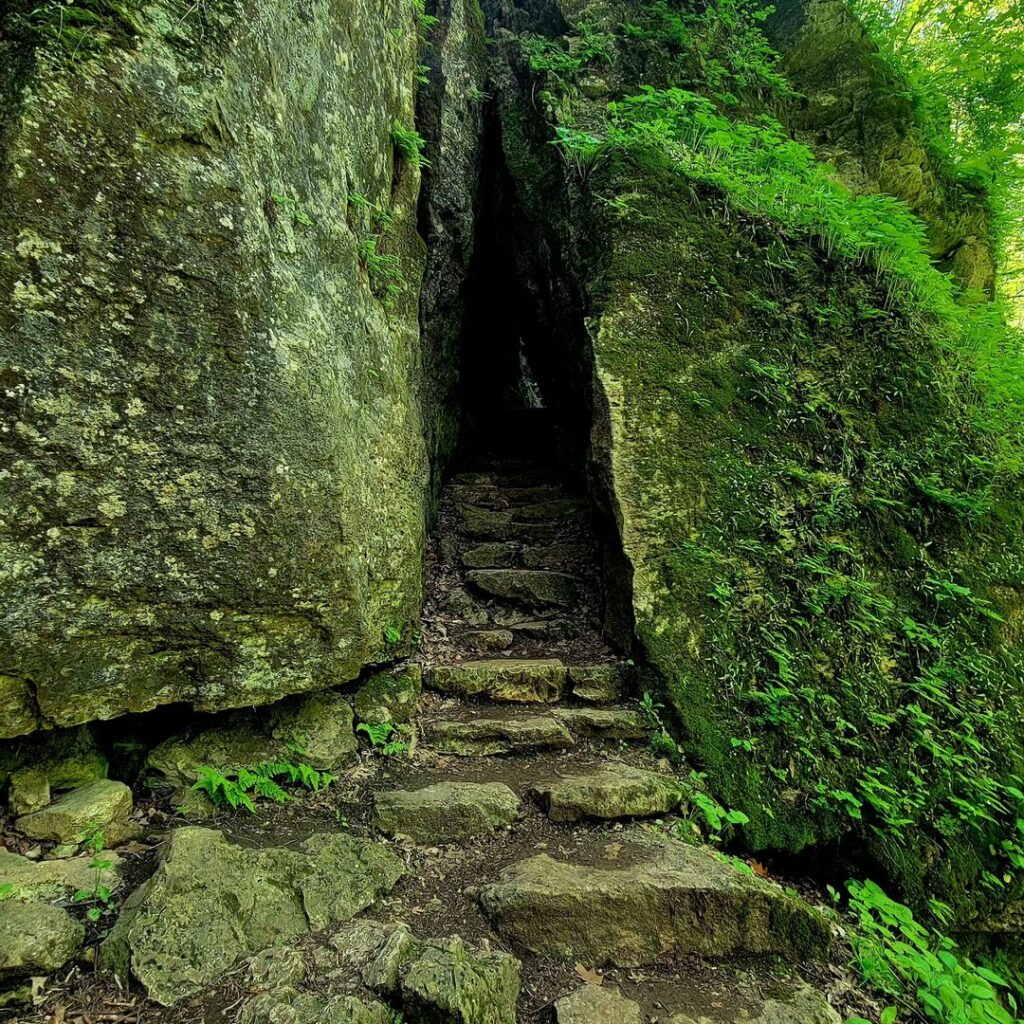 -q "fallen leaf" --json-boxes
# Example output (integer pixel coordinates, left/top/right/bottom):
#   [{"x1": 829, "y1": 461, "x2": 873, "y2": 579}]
[
  {"x1": 604, "y1": 842, "x2": 622, "y2": 861},
  {"x1": 750, "y1": 859, "x2": 769, "y2": 878},
  {"x1": 575, "y1": 964, "x2": 603, "y2": 986}
]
